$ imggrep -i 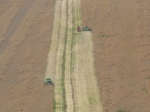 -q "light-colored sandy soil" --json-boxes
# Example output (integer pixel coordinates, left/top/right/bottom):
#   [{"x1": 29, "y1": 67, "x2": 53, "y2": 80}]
[
  {"x1": 0, "y1": 0, "x2": 54, "y2": 111},
  {"x1": 81, "y1": 0, "x2": 150, "y2": 112}
]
